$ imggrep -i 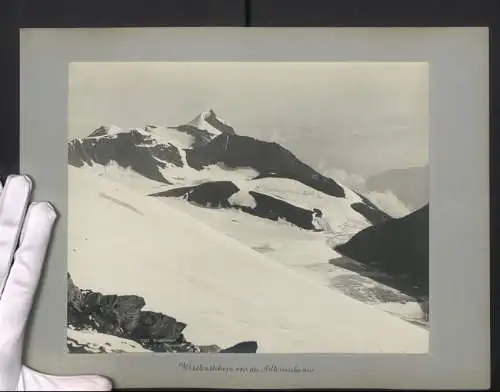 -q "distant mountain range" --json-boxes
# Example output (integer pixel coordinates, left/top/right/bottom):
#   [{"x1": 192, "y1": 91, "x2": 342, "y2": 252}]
[
  {"x1": 366, "y1": 165, "x2": 429, "y2": 211},
  {"x1": 68, "y1": 109, "x2": 392, "y2": 235}
]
